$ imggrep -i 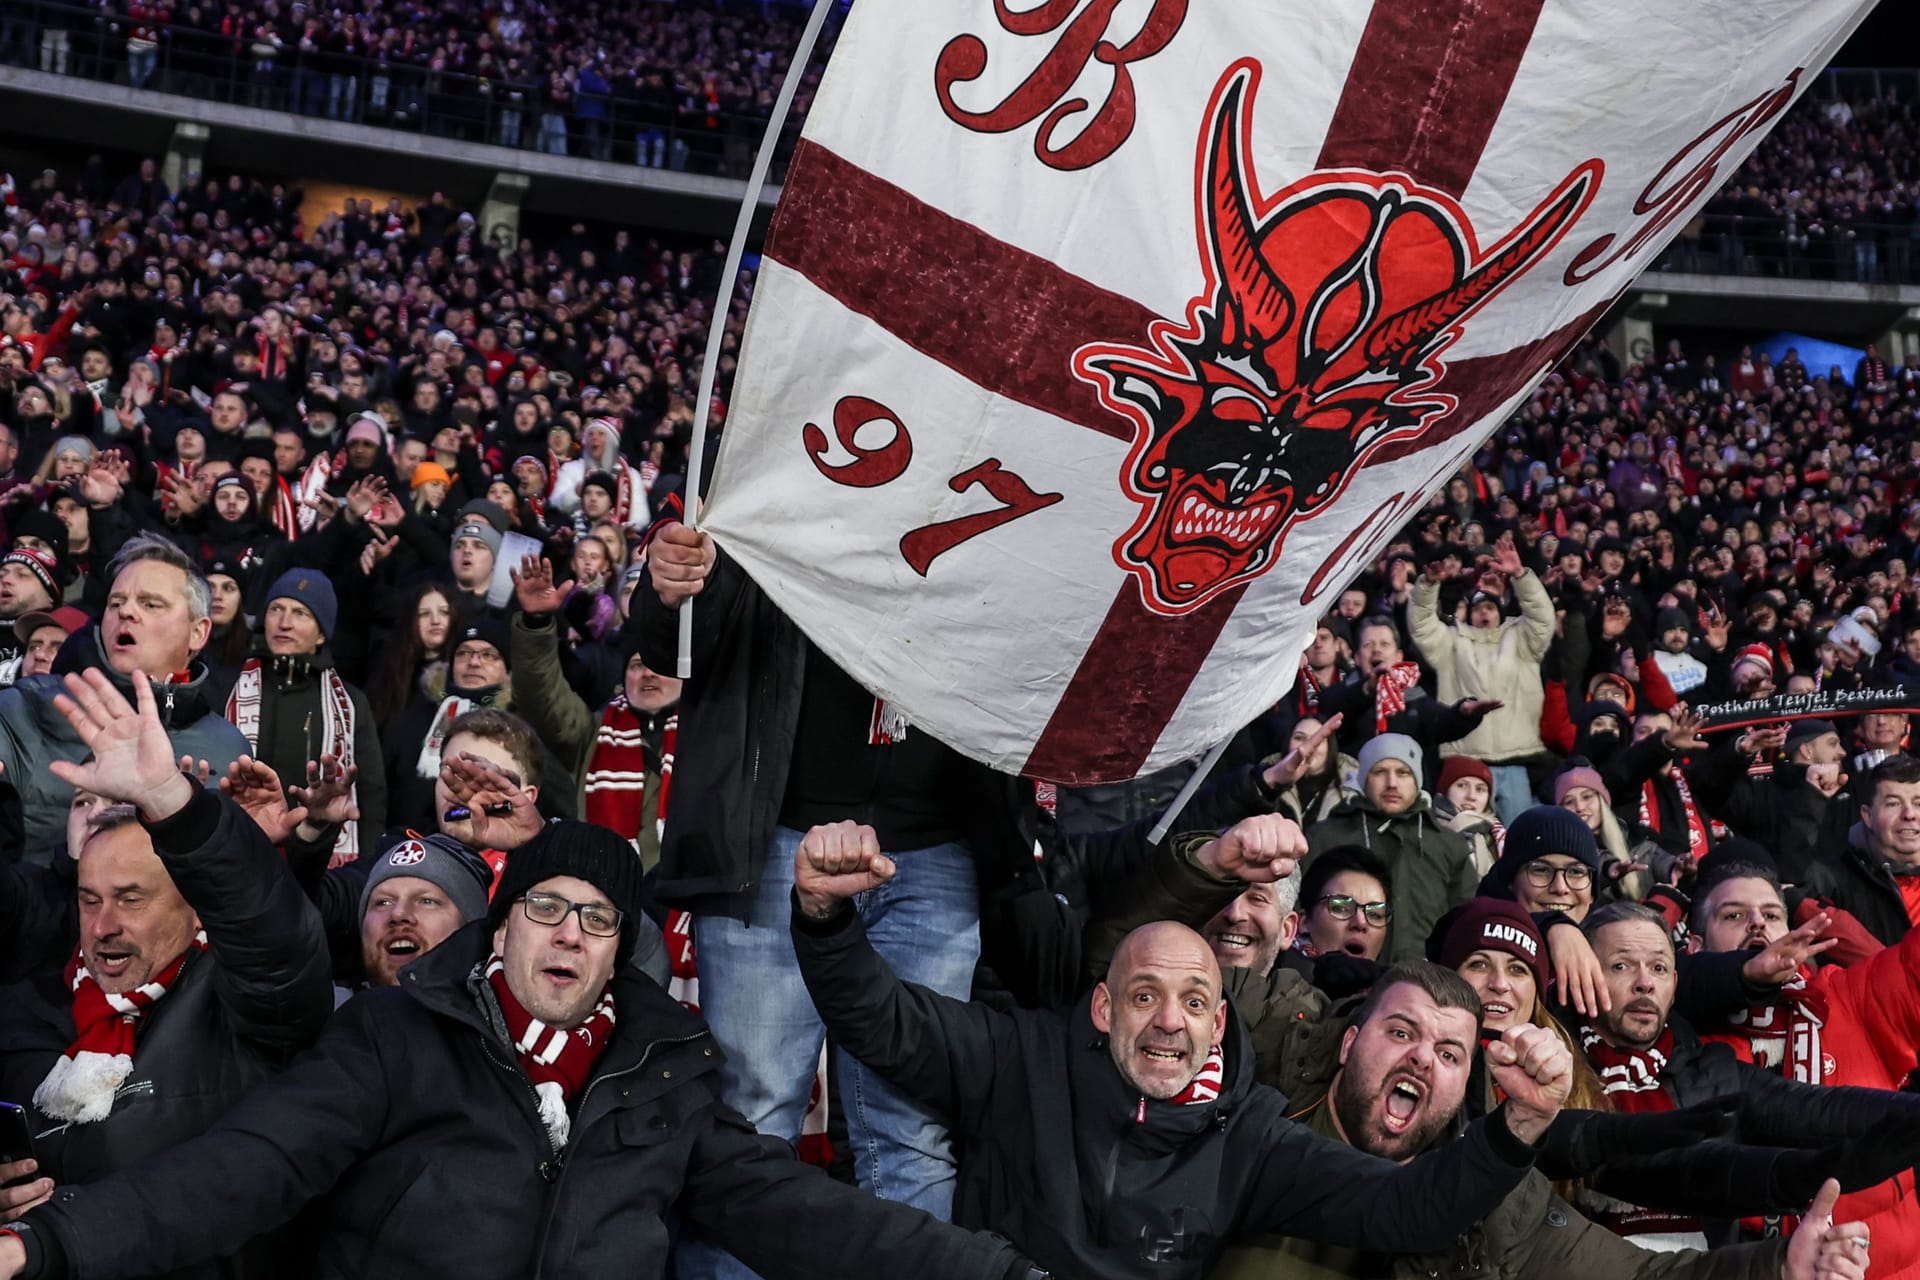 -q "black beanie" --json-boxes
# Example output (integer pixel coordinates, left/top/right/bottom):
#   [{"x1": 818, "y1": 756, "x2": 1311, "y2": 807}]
[
  {"x1": 489, "y1": 821, "x2": 645, "y2": 965},
  {"x1": 1480, "y1": 804, "x2": 1603, "y2": 898}
]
